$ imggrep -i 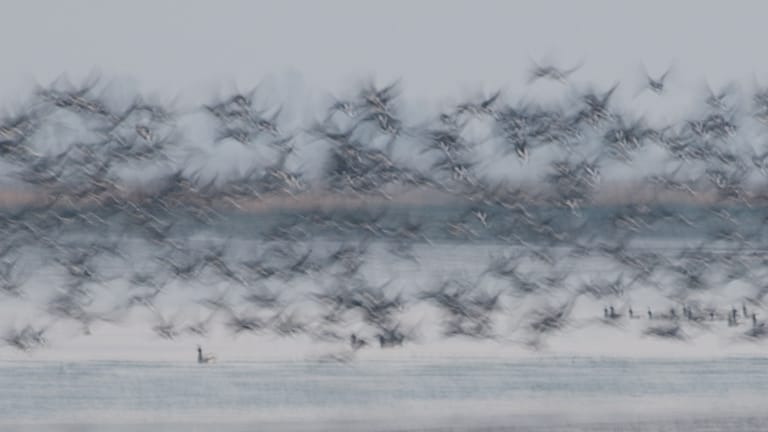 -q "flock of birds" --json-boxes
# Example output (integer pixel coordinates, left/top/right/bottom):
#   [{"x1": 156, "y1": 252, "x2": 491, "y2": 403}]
[{"x1": 2, "y1": 62, "x2": 768, "y2": 359}]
